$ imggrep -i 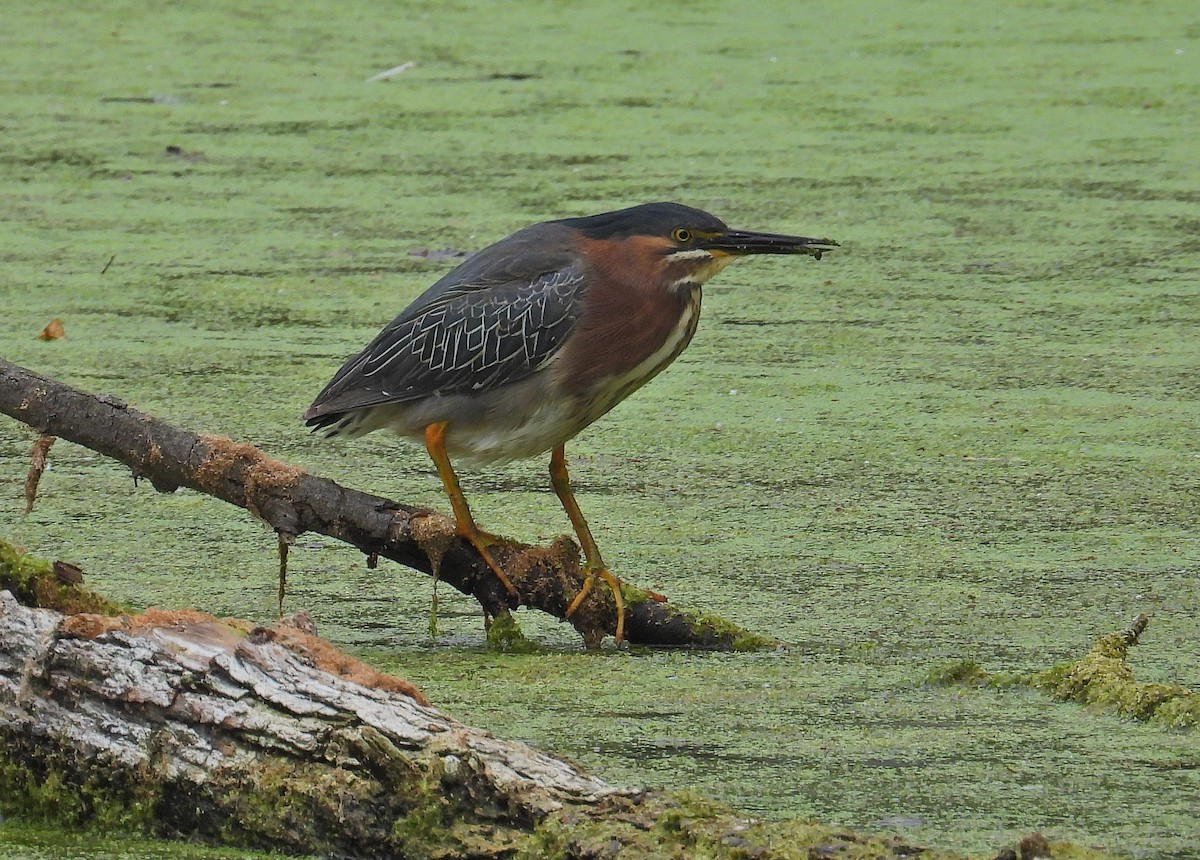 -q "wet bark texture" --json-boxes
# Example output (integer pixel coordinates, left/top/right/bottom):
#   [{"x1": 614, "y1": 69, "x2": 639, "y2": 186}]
[
  {"x1": 0, "y1": 589, "x2": 629, "y2": 857},
  {"x1": 0, "y1": 582, "x2": 986, "y2": 860},
  {"x1": 0, "y1": 358, "x2": 771, "y2": 650}
]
